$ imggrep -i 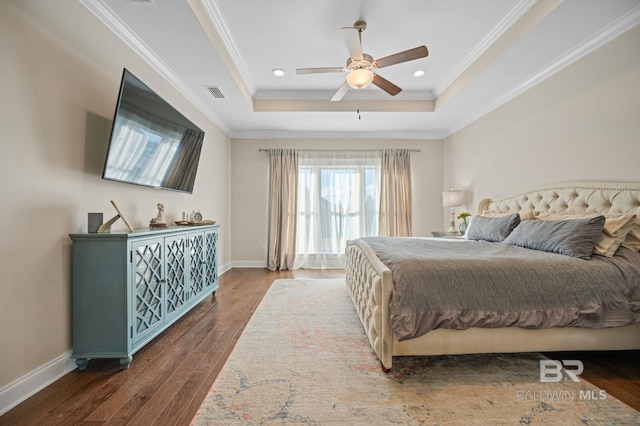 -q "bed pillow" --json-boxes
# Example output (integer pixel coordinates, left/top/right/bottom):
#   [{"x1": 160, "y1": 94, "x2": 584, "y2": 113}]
[
  {"x1": 595, "y1": 214, "x2": 636, "y2": 256},
  {"x1": 622, "y1": 217, "x2": 640, "y2": 252},
  {"x1": 465, "y1": 213, "x2": 520, "y2": 242},
  {"x1": 537, "y1": 212, "x2": 637, "y2": 257},
  {"x1": 503, "y1": 216, "x2": 605, "y2": 259}
]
